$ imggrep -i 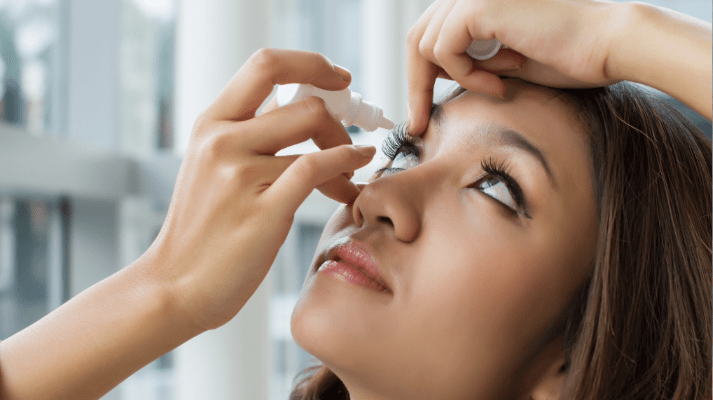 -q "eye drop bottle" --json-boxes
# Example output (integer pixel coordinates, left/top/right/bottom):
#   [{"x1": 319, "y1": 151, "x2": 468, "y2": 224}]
[
  {"x1": 467, "y1": 39, "x2": 501, "y2": 60},
  {"x1": 276, "y1": 84, "x2": 395, "y2": 132}
]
